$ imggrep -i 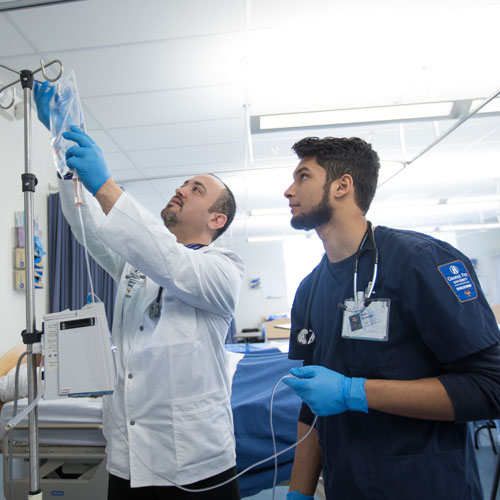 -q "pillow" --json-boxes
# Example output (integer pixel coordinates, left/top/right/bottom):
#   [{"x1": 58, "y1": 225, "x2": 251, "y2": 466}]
[
  {"x1": 0, "y1": 345, "x2": 27, "y2": 378},
  {"x1": 0, "y1": 363, "x2": 34, "y2": 403}
]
